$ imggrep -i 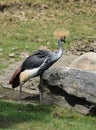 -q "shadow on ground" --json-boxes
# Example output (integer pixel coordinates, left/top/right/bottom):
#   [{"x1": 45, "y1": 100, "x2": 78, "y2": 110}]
[{"x1": 0, "y1": 99, "x2": 53, "y2": 129}]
